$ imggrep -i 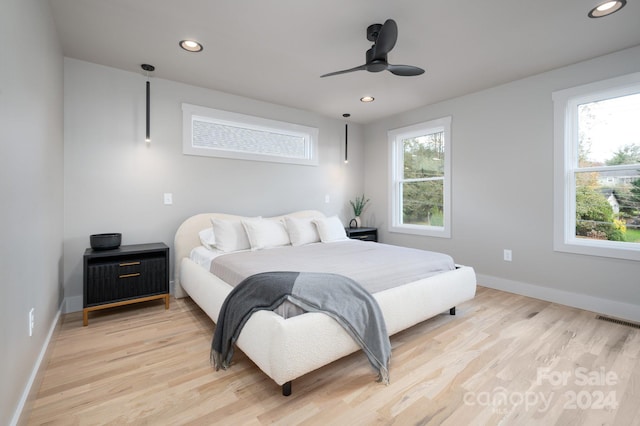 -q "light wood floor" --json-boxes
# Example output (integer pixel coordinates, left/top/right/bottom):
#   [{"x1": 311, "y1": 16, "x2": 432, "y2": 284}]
[{"x1": 27, "y1": 287, "x2": 640, "y2": 425}]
